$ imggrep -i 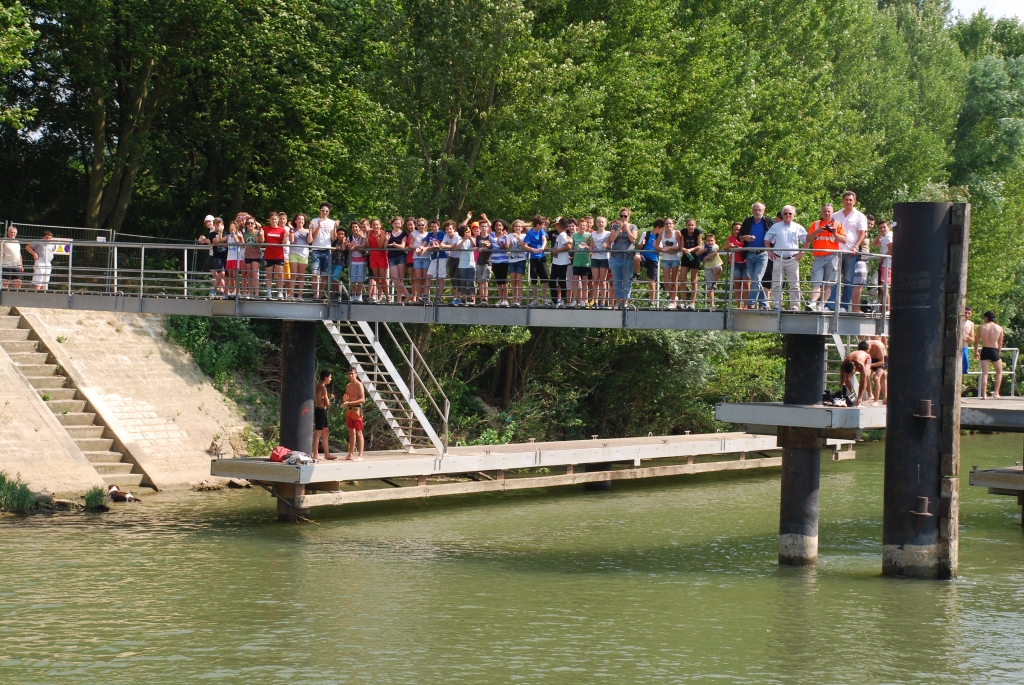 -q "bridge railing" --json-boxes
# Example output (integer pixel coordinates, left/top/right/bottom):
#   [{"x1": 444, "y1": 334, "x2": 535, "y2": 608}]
[{"x1": 0, "y1": 238, "x2": 890, "y2": 320}]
